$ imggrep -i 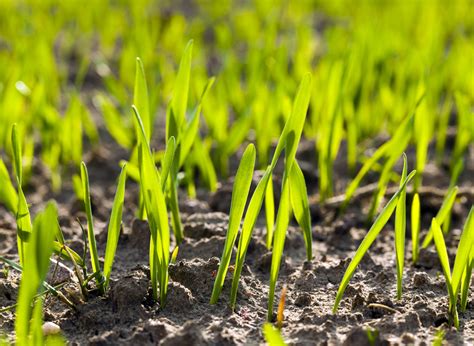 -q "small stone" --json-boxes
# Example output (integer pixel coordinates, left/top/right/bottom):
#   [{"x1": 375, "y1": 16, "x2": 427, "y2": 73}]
[
  {"x1": 413, "y1": 272, "x2": 431, "y2": 287},
  {"x1": 42, "y1": 322, "x2": 61, "y2": 336},
  {"x1": 294, "y1": 292, "x2": 312, "y2": 307}
]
